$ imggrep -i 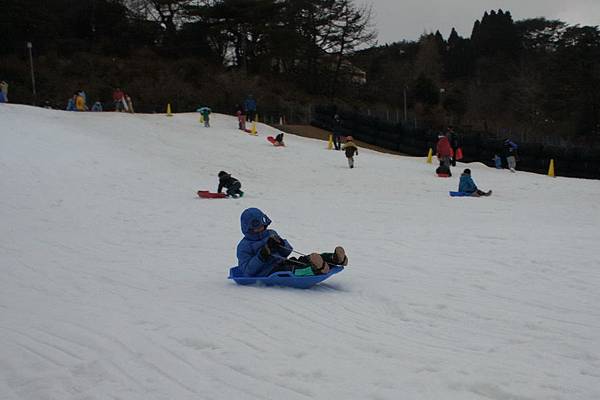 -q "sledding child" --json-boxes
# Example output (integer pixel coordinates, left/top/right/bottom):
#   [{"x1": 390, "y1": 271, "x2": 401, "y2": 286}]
[
  {"x1": 459, "y1": 169, "x2": 491, "y2": 197},
  {"x1": 217, "y1": 171, "x2": 244, "y2": 198},
  {"x1": 343, "y1": 136, "x2": 358, "y2": 168},
  {"x1": 274, "y1": 132, "x2": 285, "y2": 146},
  {"x1": 236, "y1": 208, "x2": 348, "y2": 277}
]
